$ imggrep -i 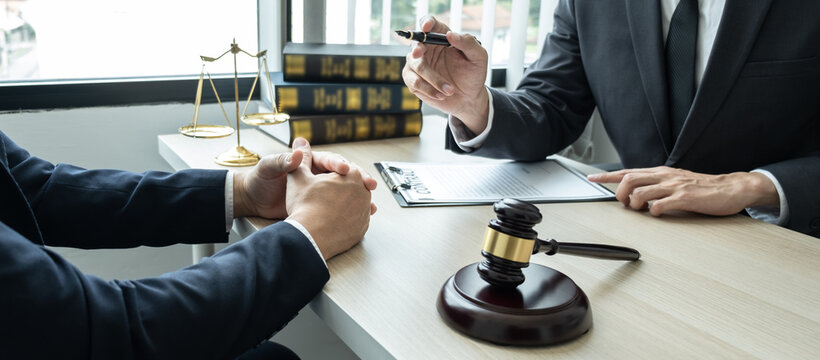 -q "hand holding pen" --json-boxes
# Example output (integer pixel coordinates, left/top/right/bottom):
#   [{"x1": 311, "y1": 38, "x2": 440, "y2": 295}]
[{"x1": 400, "y1": 15, "x2": 490, "y2": 134}]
